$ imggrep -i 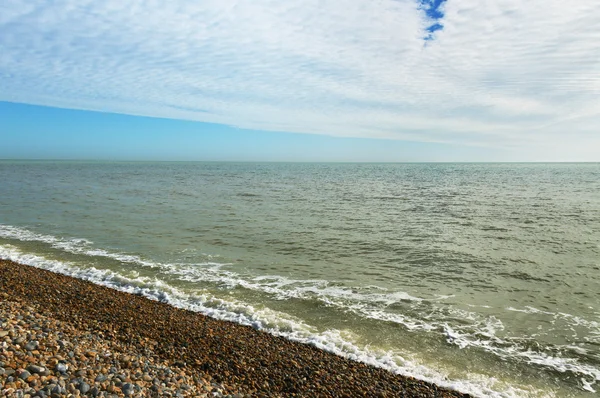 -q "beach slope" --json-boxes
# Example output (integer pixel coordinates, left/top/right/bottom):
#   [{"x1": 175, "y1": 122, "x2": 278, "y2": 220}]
[{"x1": 0, "y1": 259, "x2": 470, "y2": 397}]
